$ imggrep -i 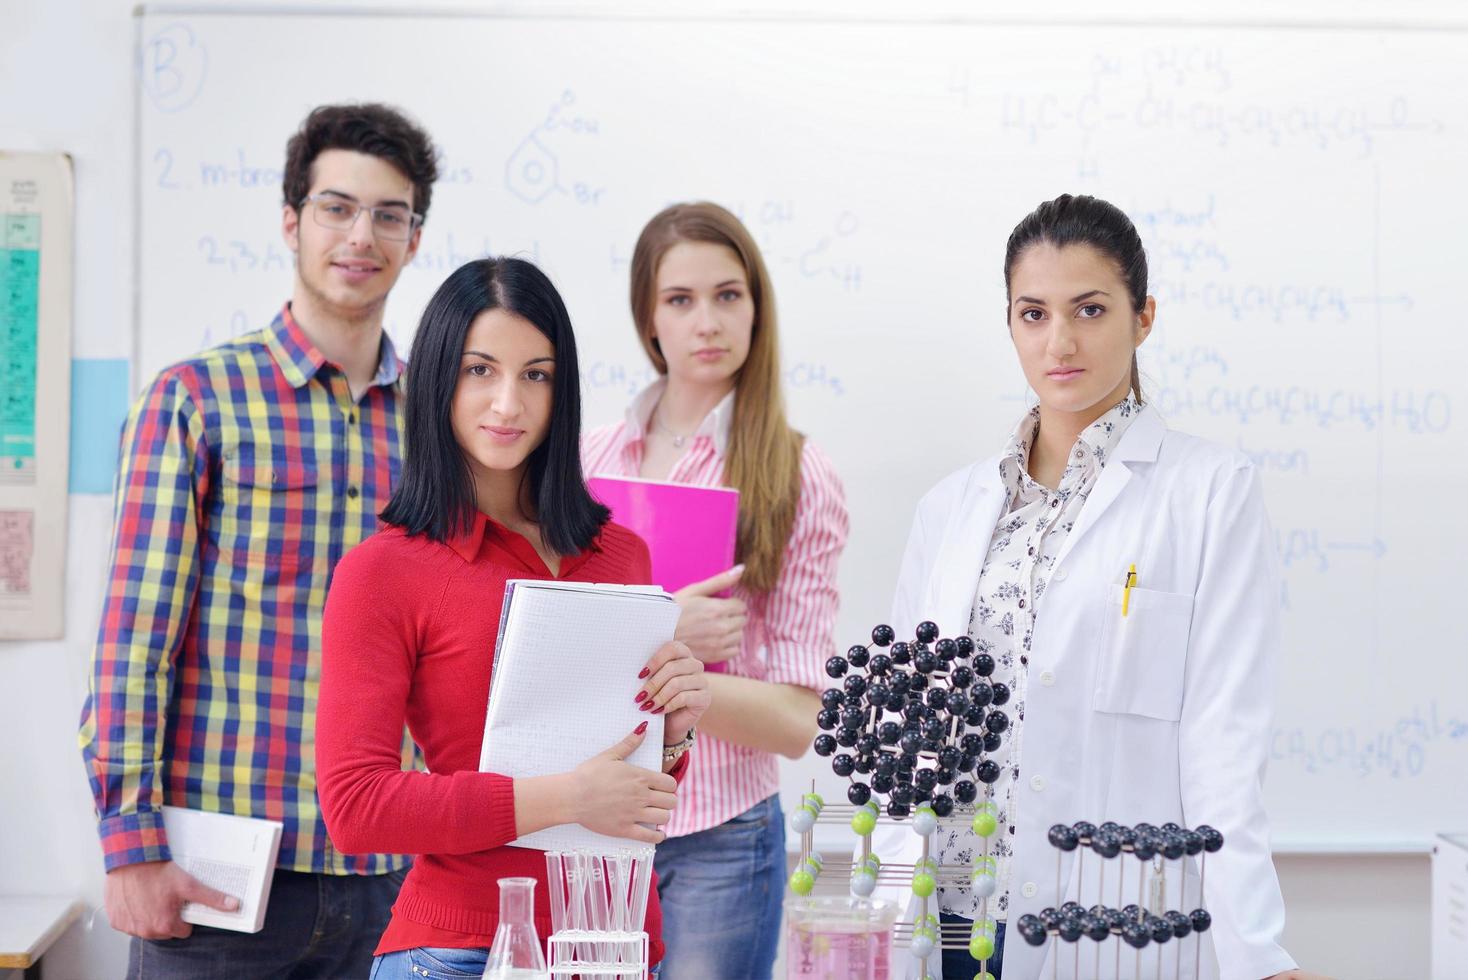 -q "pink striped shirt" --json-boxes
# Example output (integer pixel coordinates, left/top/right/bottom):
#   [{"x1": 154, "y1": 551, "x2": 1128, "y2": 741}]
[{"x1": 583, "y1": 382, "x2": 849, "y2": 836}]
